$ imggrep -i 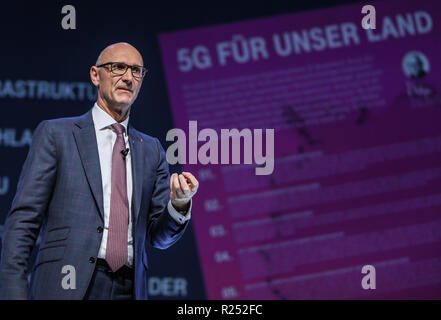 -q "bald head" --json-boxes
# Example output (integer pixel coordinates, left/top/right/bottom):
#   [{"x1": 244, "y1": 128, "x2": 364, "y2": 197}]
[
  {"x1": 95, "y1": 42, "x2": 143, "y2": 66},
  {"x1": 90, "y1": 42, "x2": 145, "y2": 121}
]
